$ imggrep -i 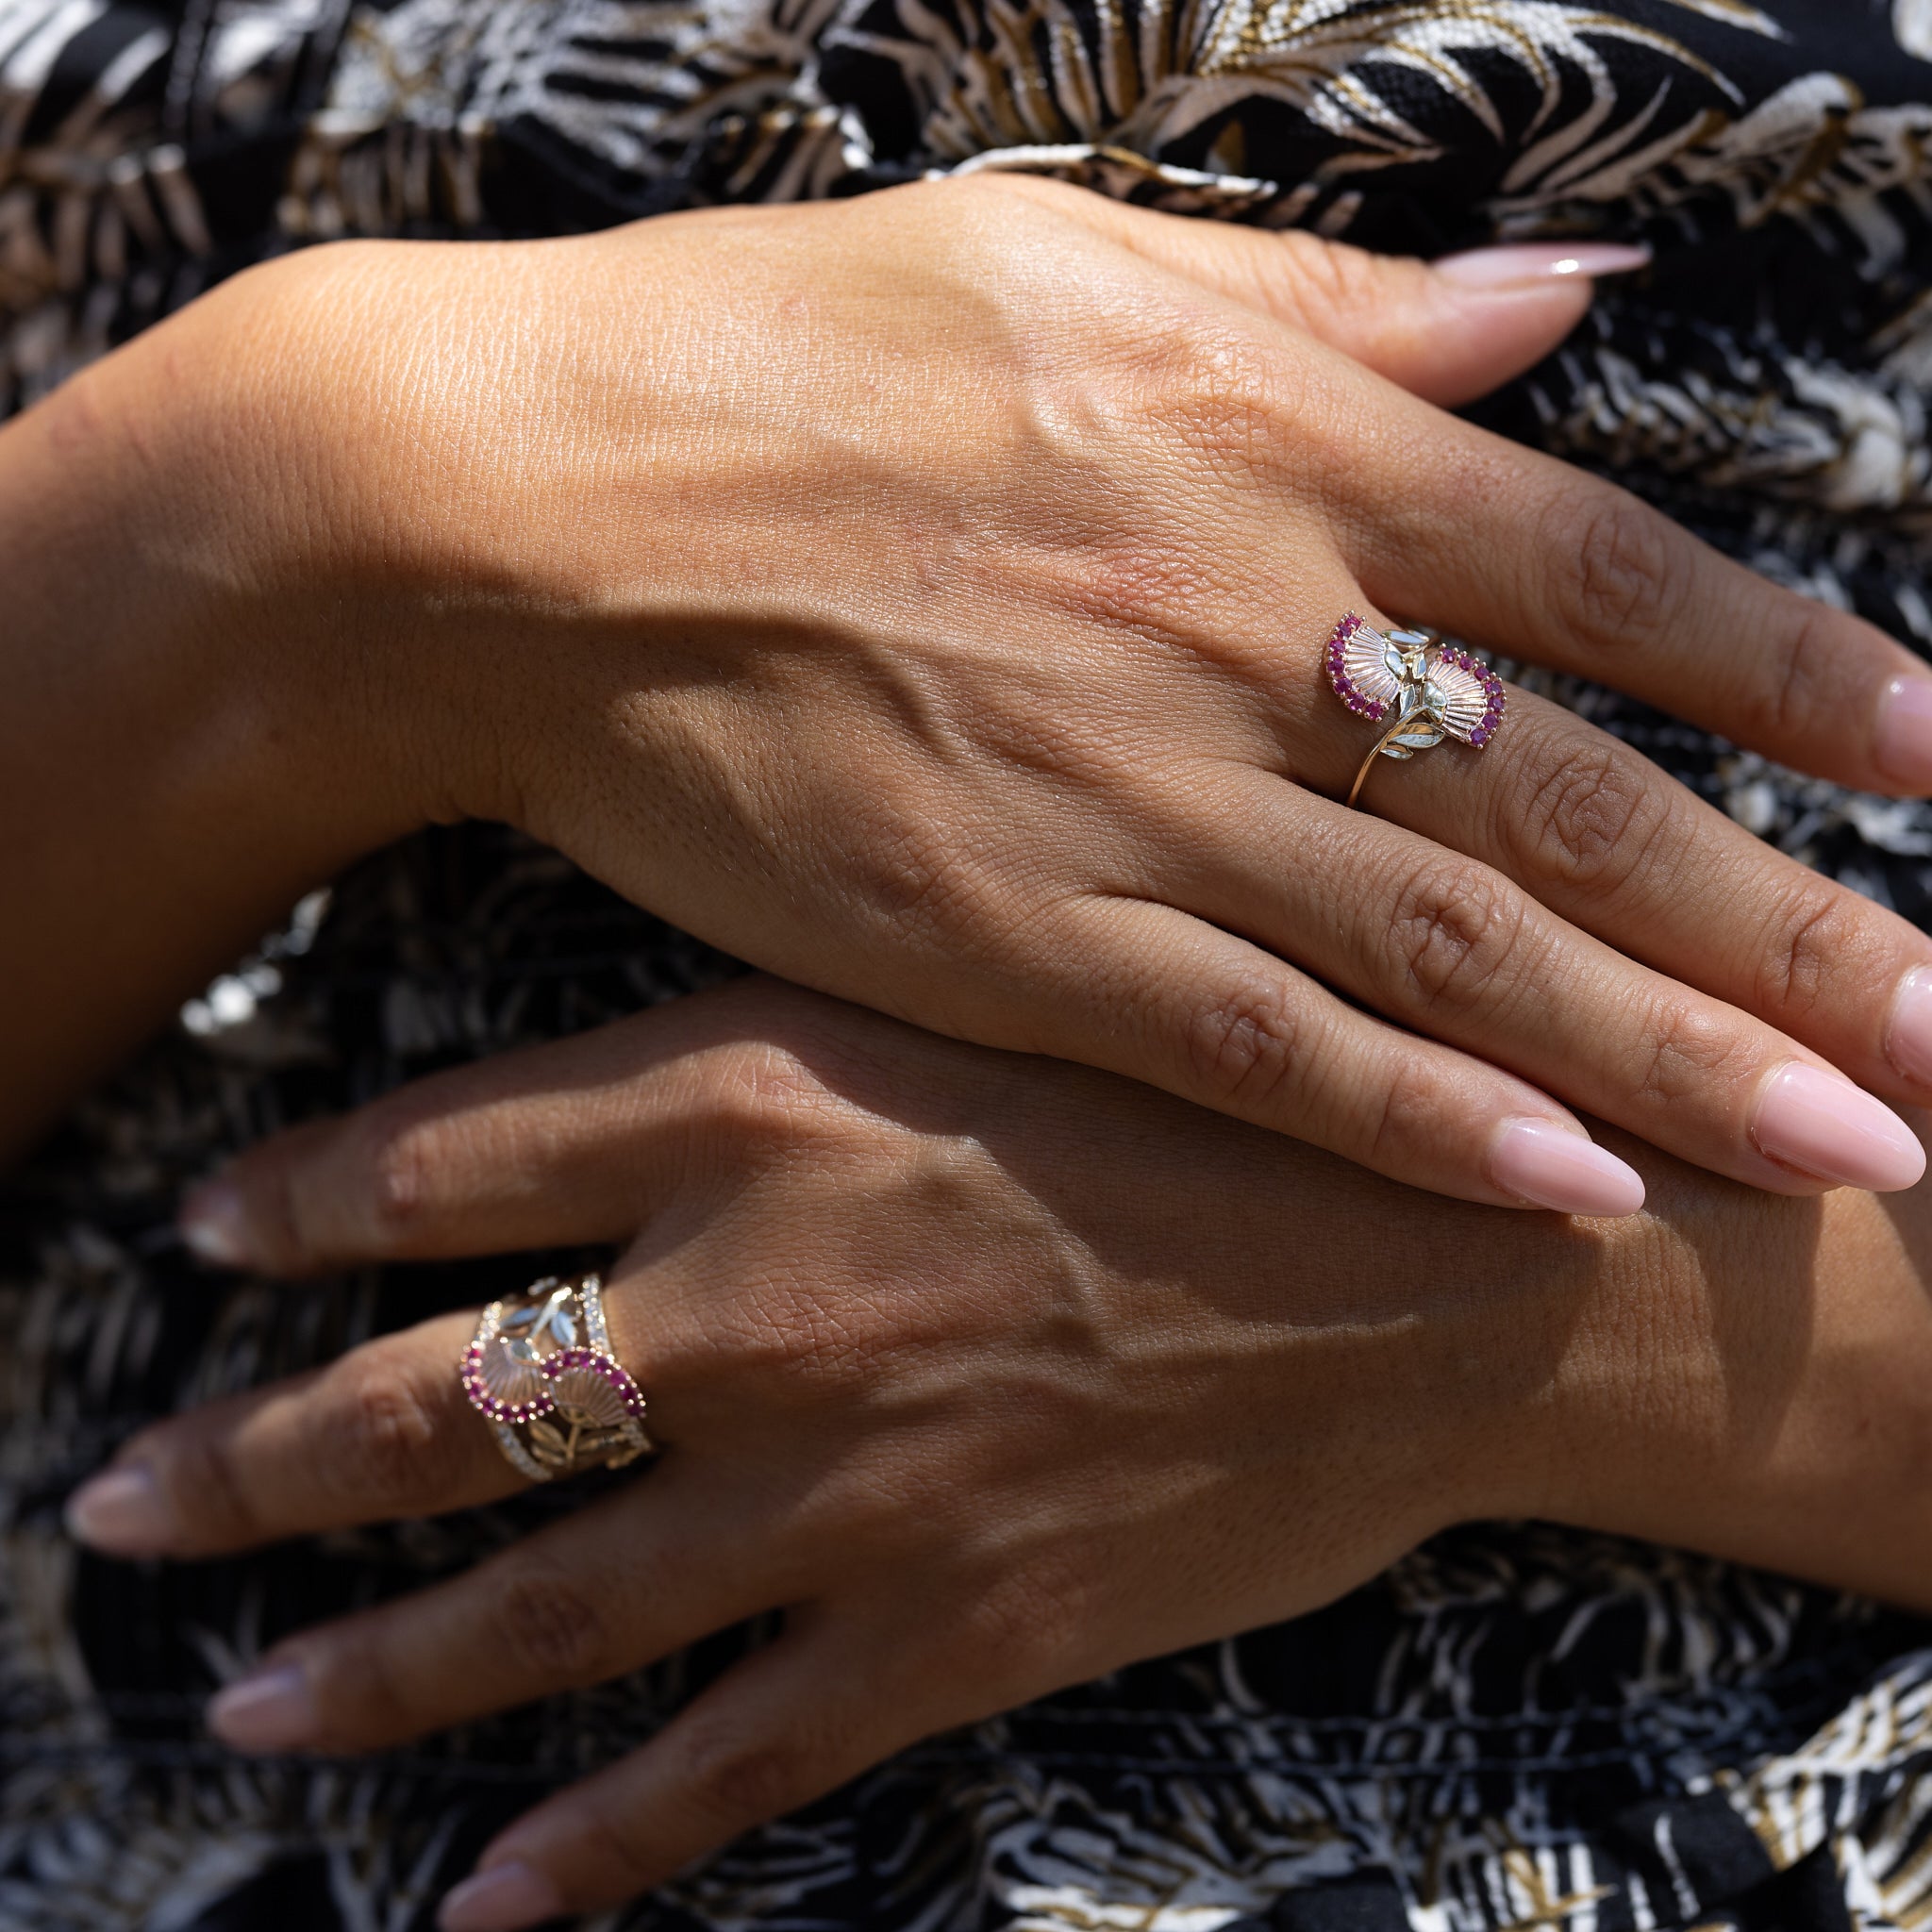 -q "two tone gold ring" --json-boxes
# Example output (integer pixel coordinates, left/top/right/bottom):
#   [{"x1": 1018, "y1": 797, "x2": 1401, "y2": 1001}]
[
  {"x1": 461, "y1": 1273, "x2": 654, "y2": 1482},
  {"x1": 1325, "y1": 612, "x2": 1507, "y2": 808}
]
